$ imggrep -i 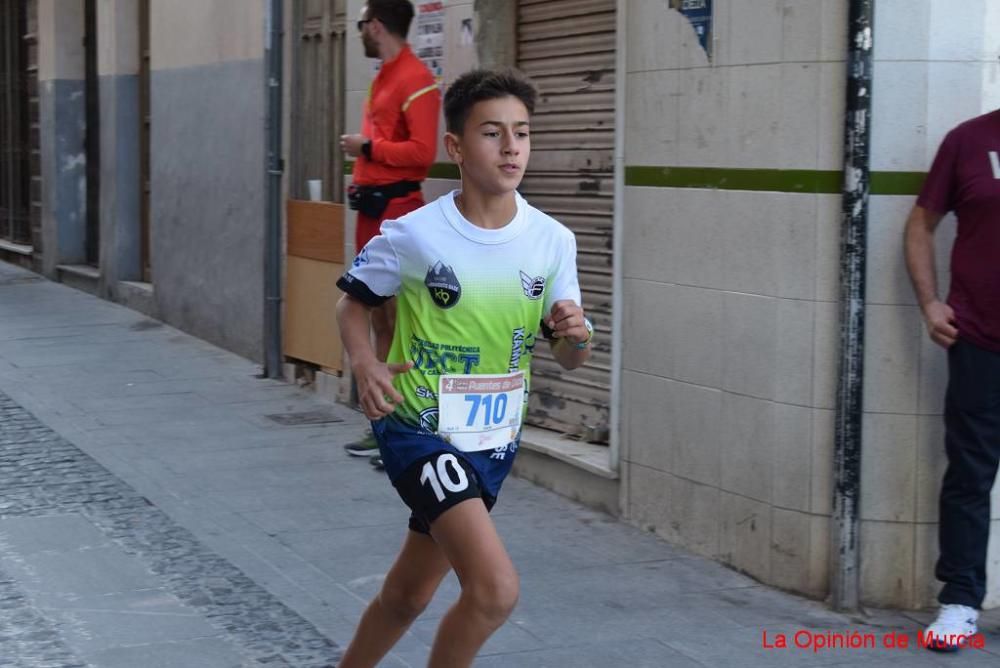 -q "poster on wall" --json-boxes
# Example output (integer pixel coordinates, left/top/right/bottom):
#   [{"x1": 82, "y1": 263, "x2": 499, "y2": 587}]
[
  {"x1": 413, "y1": 1, "x2": 445, "y2": 85},
  {"x1": 671, "y1": 0, "x2": 713, "y2": 59}
]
